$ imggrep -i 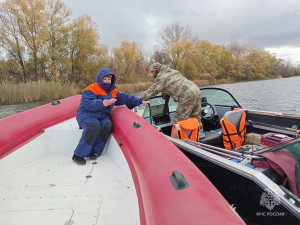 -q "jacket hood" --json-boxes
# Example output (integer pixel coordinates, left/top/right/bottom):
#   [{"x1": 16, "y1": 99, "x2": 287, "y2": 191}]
[
  {"x1": 96, "y1": 68, "x2": 116, "y2": 90},
  {"x1": 159, "y1": 65, "x2": 169, "y2": 73}
]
